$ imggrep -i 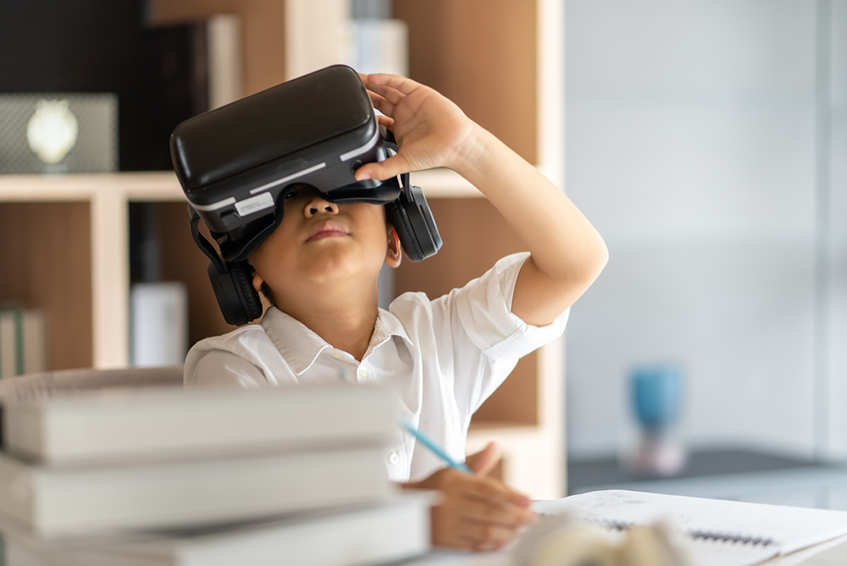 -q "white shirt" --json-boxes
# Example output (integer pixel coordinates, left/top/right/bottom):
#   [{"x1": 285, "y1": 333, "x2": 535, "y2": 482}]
[{"x1": 184, "y1": 252, "x2": 568, "y2": 482}]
